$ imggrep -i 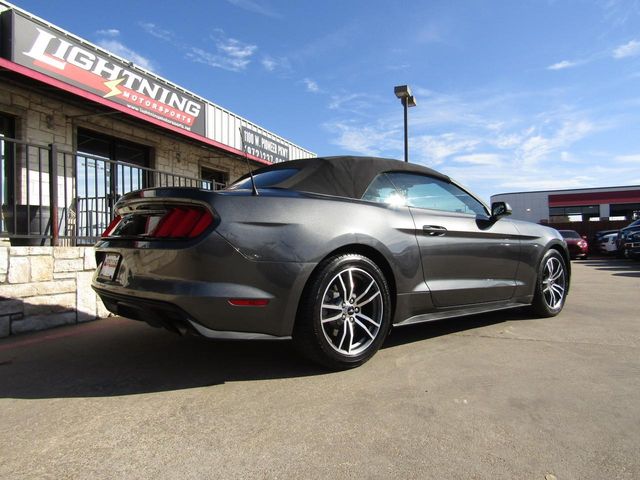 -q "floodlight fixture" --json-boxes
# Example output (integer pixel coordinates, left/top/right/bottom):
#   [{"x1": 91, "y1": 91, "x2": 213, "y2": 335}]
[{"x1": 394, "y1": 85, "x2": 412, "y2": 99}]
